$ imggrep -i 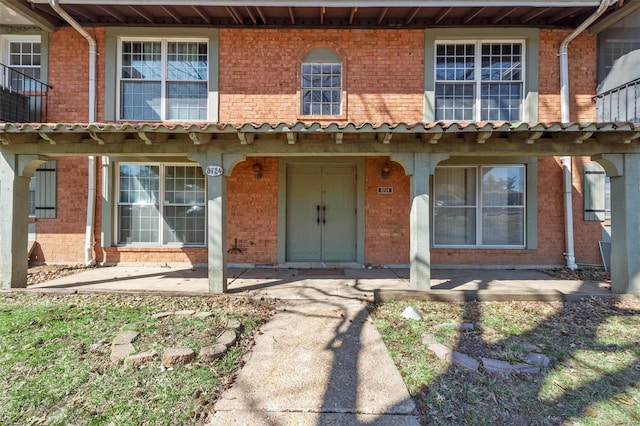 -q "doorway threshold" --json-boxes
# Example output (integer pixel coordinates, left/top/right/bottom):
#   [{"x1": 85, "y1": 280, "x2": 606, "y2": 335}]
[{"x1": 282, "y1": 262, "x2": 362, "y2": 269}]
